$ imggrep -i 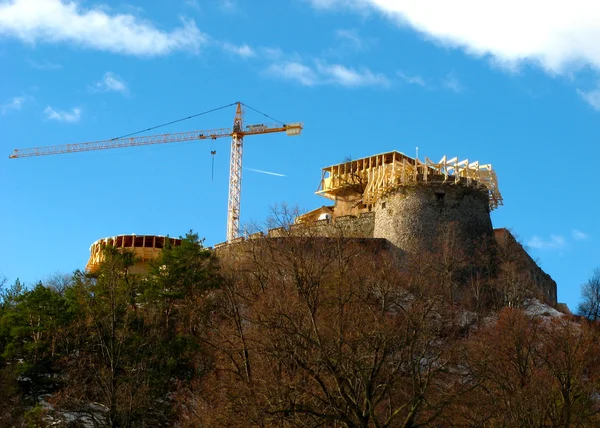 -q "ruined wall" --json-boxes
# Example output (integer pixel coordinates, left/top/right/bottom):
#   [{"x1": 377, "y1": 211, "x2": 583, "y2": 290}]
[
  {"x1": 211, "y1": 184, "x2": 557, "y2": 306},
  {"x1": 494, "y1": 228, "x2": 558, "y2": 305},
  {"x1": 211, "y1": 207, "x2": 557, "y2": 306},
  {"x1": 287, "y1": 212, "x2": 375, "y2": 239},
  {"x1": 373, "y1": 184, "x2": 493, "y2": 254},
  {"x1": 215, "y1": 236, "x2": 391, "y2": 265},
  {"x1": 212, "y1": 212, "x2": 375, "y2": 249}
]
